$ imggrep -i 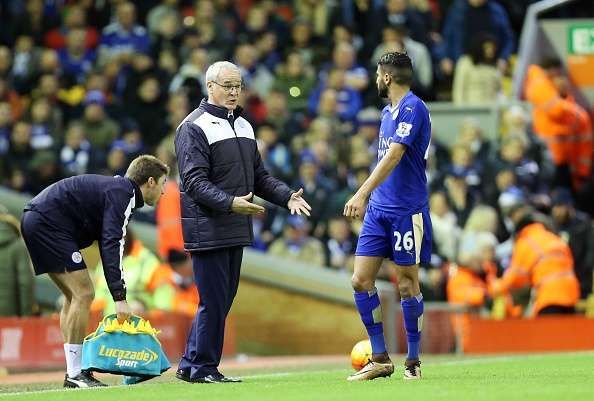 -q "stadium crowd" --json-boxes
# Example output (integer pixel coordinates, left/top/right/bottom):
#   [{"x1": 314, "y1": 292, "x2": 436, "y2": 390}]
[{"x1": 0, "y1": 0, "x2": 593, "y2": 318}]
